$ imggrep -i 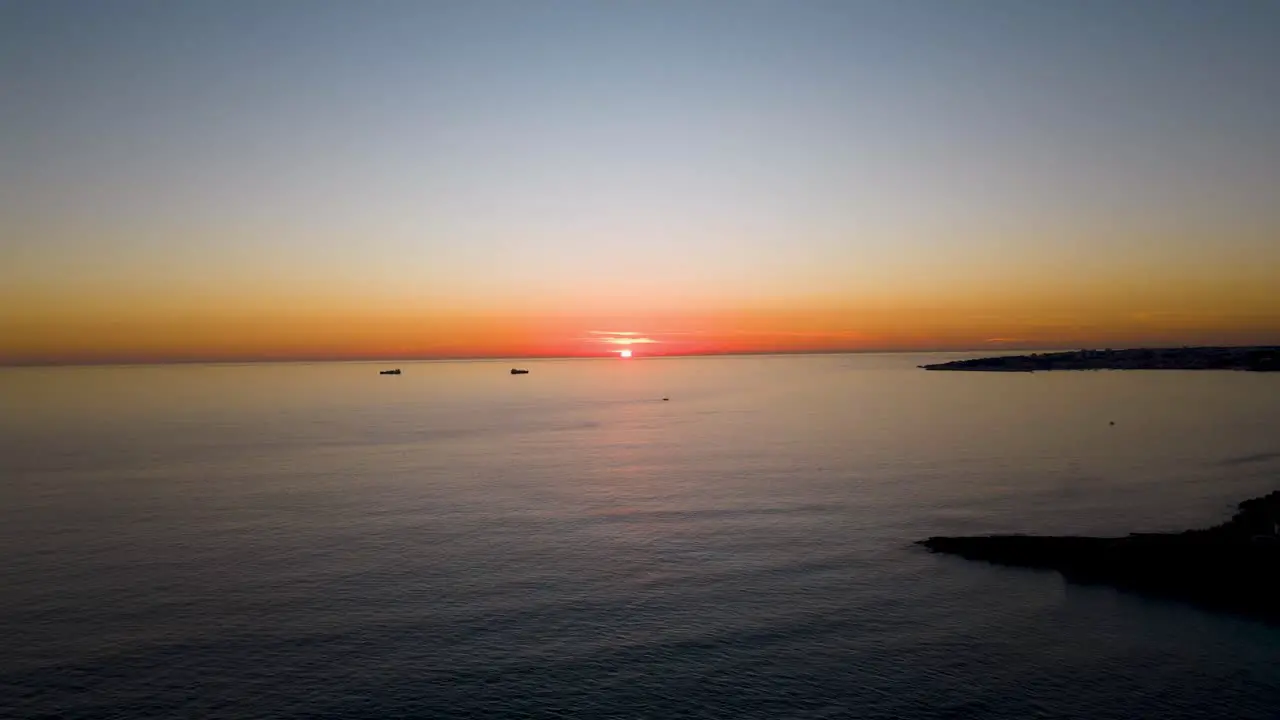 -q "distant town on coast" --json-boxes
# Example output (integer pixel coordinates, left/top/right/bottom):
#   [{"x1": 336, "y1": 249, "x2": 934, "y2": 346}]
[{"x1": 920, "y1": 346, "x2": 1280, "y2": 372}]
